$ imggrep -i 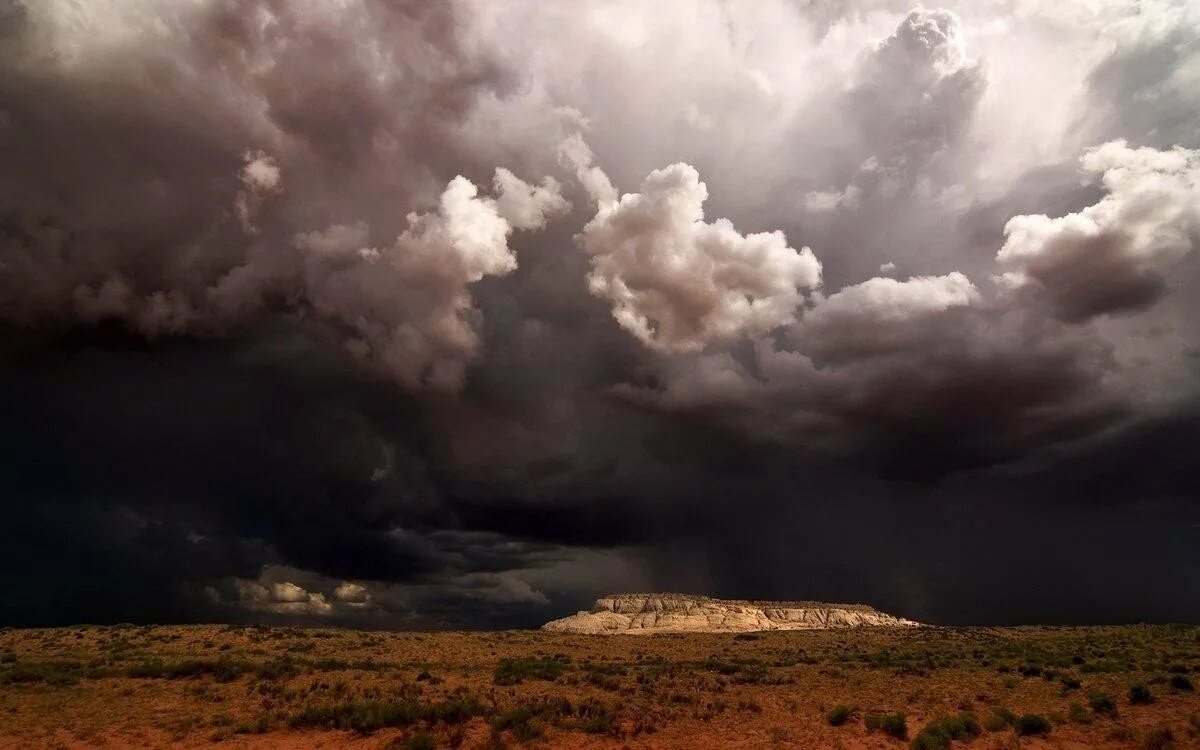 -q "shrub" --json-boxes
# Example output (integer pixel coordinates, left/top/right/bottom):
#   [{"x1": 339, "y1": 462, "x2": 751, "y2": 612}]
[
  {"x1": 1014, "y1": 714, "x2": 1052, "y2": 736},
  {"x1": 737, "y1": 699, "x2": 762, "y2": 713},
  {"x1": 492, "y1": 705, "x2": 542, "y2": 742},
  {"x1": 827, "y1": 704, "x2": 853, "y2": 726},
  {"x1": 1068, "y1": 701, "x2": 1092, "y2": 724},
  {"x1": 702, "y1": 657, "x2": 741, "y2": 676},
  {"x1": 577, "y1": 701, "x2": 617, "y2": 735},
  {"x1": 493, "y1": 656, "x2": 567, "y2": 686},
  {"x1": 983, "y1": 708, "x2": 1016, "y2": 732},
  {"x1": 1089, "y1": 691, "x2": 1119, "y2": 717},
  {"x1": 1129, "y1": 684, "x2": 1155, "y2": 705},
  {"x1": 0, "y1": 660, "x2": 89, "y2": 685},
  {"x1": 1169, "y1": 675, "x2": 1194, "y2": 692},
  {"x1": 1142, "y1": 728, "x2": 1174, "y2": 750},
  {"x1": 910, "y1": 732, "x2": 946, "y2": 750},
  {"x1": 290, "y1": 697, "x2": 485, "y2": 733},
  {"x1": 403, "y1": 732, "x2": 436, "y2": 750},
  {"x1": 125, "y1": 658, "x2": 264, "y2": 682},
  {"x1": 881, "y1": 713, "x2": 909, "y2": 740},
  {"x1": 909, "y1": 713, "x2": 981, "y2": 750},
  {"x1": 866, "y1": 712, "x2": 908, "y2": 739},
  {"x1": 953, "y1": 713, "x2": 980, "y2": 736}
]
